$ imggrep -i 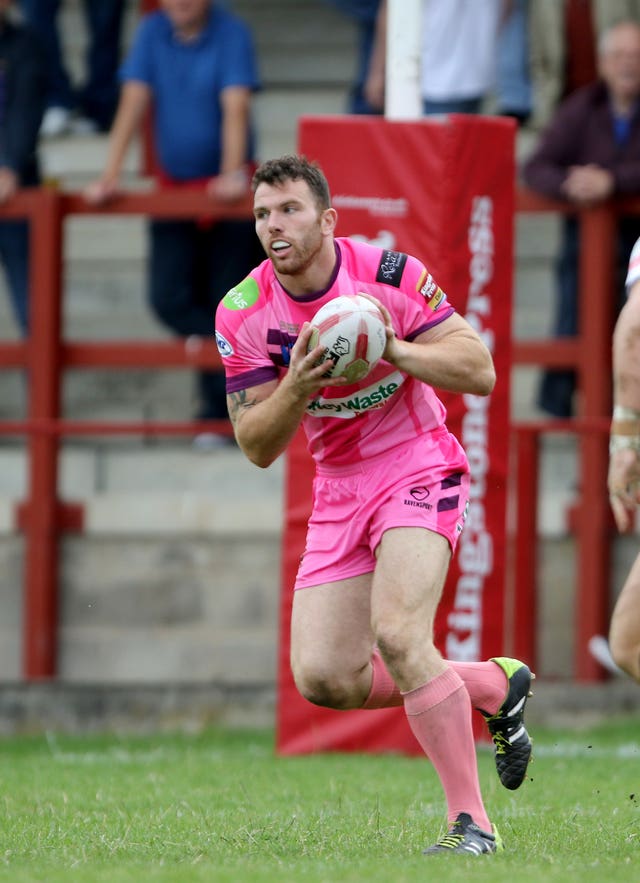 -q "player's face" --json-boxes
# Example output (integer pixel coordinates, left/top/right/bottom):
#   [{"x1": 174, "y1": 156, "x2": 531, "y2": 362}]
[{"x1": 253, "y1": 179, "x2": 333, "y2": 277}]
